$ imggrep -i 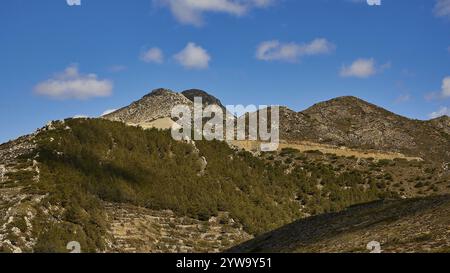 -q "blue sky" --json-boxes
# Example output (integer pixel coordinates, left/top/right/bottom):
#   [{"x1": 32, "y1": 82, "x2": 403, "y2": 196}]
[{"x1": 0, "y1": 0, "x2": 449, "y2": 143}]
